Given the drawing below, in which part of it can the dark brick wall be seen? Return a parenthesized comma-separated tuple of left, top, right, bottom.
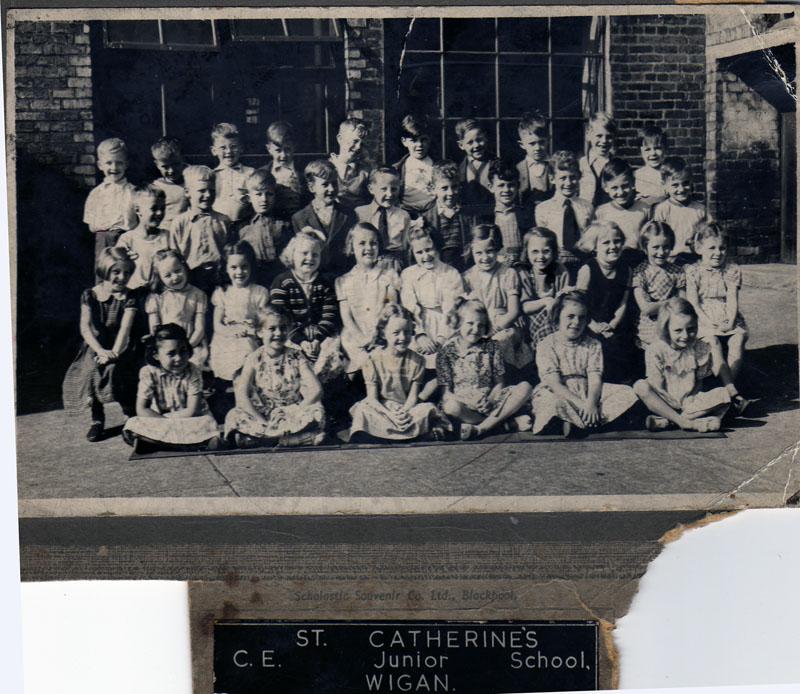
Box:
(610, 15, 707, 199)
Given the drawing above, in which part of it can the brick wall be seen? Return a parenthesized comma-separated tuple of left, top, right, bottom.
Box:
(344, 19, 386, 164)
(610, 15, 707, 199)
(14, 20, 95, 188)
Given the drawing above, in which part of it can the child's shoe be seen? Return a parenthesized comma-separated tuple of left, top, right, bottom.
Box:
(732, 395, 753, 417)
(122, 429, 136, 447)
(645, 415, 670, 432)
(86, 421, 104, 442)
(459, 423, 478, 441)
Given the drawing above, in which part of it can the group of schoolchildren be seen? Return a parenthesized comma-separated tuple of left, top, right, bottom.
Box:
(62, 110, 751, 452)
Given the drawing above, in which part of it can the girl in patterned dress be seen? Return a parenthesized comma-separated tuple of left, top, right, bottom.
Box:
(436, 299, 532, 440)
(632, 221, 686, 348)
(685, 222, 748, 380)
(145, 249, 209, 368)
(62, 247, 138, 442)
(532, 290, 637, 436)
(519, 227, 570, 349)
(209, 241, 270, 381)
(122, 323, 221, 450)
(348, 304, 449, 441)
(336, 223, 401, 374)
(224, 306, 326, 448)
(633, 297, 748, 432)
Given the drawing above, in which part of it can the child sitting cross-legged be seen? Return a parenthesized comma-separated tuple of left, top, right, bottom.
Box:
(224, 306, 326, 448)
(532, 289, 637, 437)
(348, 303, 450, 442)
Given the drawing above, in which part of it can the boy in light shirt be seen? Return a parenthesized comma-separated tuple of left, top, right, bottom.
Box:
(210, 122, 254, 223)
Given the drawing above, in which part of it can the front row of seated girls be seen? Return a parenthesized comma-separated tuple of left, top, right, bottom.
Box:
(63, 215, 749, 451)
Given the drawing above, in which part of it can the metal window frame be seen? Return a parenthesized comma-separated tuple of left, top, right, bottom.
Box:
(102, 19, 219, 51)
(228, 18, 345, 43)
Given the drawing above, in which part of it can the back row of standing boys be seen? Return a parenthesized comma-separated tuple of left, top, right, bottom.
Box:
(65, 111, 750, 450)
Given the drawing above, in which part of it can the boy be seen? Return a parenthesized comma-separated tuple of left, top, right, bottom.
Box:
(489, 159, 534, 266)
(265, 121, 305, 221)
(393, 113, 435, 214)
(116, 186, 170, 290)
(237, 169, 291, 287)
(652, 156, 706, 262)
(210, 122, 254, 223)
(329, 118, 371, 210)
(594, 158, 651, 252)
(455, 118, 494, 215)
(355, 166, 411, 266)
(170, 165, 231, 294)
(292, 159, 356, 275)
(83, 137, 137, 259)
(516, 111, 552, 209)
(534, 151, 594, 275)
(634, 126, 668, 204)
(150, 137, 188, 228)
(420, 161, 473, 272)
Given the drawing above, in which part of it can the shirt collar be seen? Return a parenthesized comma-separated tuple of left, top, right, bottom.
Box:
(190, 210, 212, 222)
(93, 282, 127, 302)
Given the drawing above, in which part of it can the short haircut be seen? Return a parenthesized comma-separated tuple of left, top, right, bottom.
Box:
(368, 166, 400, 186)
(639, 220, 676, 252)
(95, 246, 134, 280)
(150, 137, 182, 160)
(344, 222, 384, 257)
(279, 229, 325, 270)
(150, 249, 188, 293)
(523, 226, 559, 258)
(586, 111, 618, 137)
(549, 289, 589, 330)
(338, 118, 368, 138)
(400, 114, 430, 140)
(431, 161, 460, 185)
(550, 150, 580, 176)
(517, 111, 548, 139)
(660, 156, 691, 183)
(575, 220, 625, 254)
(144, 323, 192, 367)
(133, 185, 166, 210)
(657, 296, 698, 346)
(639, 125, 667, 149)
(97, 137, 128, 159)
(692, 221, 727, 250)
(469, 223, 503, 251)
(488, 159, 519, 184)
(454, 118, 485, 141)
(408, 226, 439, 250)
(600, 157, 633, 185)
(368, 302, 415, 351)
(446, 297, 490, 333)
(183, 165, 214, 189)
(303, 159, 337, 185)
(245, 168, 277, 191)
(211, 122, 241, 141)
(266, 121, 294, 147)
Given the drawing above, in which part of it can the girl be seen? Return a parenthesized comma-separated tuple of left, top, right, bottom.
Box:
(579, 112, 617, 207)
(145, 249, 208, 368)
(122, 323, 221, 450)
(270, 230, 343, 379)
(209, 241, 270, 381)
(400, 228, 465, 368)
(632, 221, 685, 348)
(224, 306, 326, 447)
(348, 304, 449, 441)
(519, 227, 570, 348)
(685, 223, 748, 380)
(532, 290, 637, 436)
(336, 223, 401, 373)
(575, 221, 635, 383)
(436, 299, 532, 440)
(62, 247, 138, 442)
(633, 297, 747, 432)
(463, 224, 532, 369)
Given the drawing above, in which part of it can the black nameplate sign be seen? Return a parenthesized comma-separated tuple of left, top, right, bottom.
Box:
(214, 620, 598, 693)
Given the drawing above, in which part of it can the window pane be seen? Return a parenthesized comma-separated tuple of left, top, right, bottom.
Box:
(105, 20, 160, 45)
(552, 56, 593, 117)
(396, 53, 441, 119)
(161, 21, 214, 46)
(499, 55, 548, 116)
(497, 18, 548, 52)
(285, 19, 336, 37)
(499, 119, 528, 160)
(551, 16, 603, 54)
(163, 61, 214, 155)
(231, 19, 286, 38)
(444, 54, 495, 118)
(402, 18, 440, 51)
(552, 118, 585, 154)
(442, 19, 494, 52)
